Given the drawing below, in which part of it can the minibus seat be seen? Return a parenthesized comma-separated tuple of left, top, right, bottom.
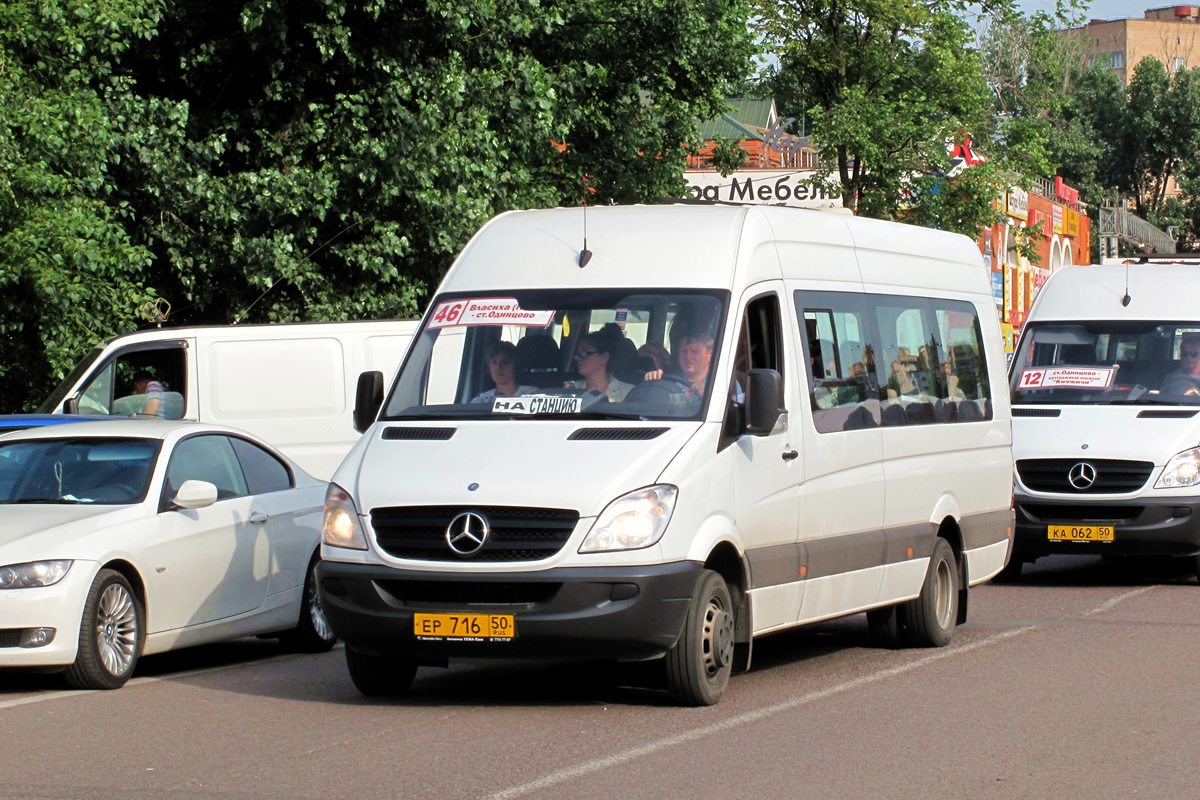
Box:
(609, 337, 648, 385)
(1058, 344, 1096, 366)
(881, 402, 909, 427)
(517, 335, 561, 387)
(904, 399, 936, 425)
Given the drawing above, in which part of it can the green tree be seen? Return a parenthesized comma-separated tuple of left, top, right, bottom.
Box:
(0, 0, 164, 411)
(752, 0, 1001, 231)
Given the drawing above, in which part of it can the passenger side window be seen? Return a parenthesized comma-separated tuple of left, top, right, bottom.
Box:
(732, 293, 784, 397)
(796, 291, 880, 433)
(933, 301, 993, 421)
(78, 345, 188, 420)
(165, 435, 249, 502)
(229, 437, 293, 494)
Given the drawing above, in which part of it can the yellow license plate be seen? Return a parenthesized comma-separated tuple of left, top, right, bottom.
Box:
(1048, 525, 1115, 542)
(413, 613, 516, 641)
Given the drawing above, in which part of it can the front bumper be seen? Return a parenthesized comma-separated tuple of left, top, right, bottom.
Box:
(0, 562, 95, 668)
(1014, 492, 1200, 558)
(315, 560, 702, 661)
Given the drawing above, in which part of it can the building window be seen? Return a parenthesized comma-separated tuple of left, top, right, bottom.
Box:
(1174, 57, 1186, 73)
(1112, 51, 1125, 69)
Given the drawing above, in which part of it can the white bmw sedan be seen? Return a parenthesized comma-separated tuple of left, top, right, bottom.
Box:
(0, 420, 335, 689)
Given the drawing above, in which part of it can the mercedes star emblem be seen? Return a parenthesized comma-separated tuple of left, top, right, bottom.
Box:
(1068, 462, 1097, 490)
(446, 511, 490, 556)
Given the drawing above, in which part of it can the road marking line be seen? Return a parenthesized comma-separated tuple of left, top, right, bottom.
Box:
(484, 586, 1159, 800)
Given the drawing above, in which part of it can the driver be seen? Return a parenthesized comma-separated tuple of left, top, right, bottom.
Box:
(1161, 332, 1200, 397)
(644, 321, 714, 404)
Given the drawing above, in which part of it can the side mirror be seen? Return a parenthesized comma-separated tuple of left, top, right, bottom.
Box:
(744, 368, 785, 436)
(63, 396, 79, 415)
(353, 371, 385, 433)
(174, 479, 218, 510)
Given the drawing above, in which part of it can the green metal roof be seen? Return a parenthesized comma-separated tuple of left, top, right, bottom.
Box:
(698, 98, 777, 141)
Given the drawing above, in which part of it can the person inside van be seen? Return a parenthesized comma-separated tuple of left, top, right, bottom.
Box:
(564, 323, 634, 402)
(644, 322, 715, 404)
(885, 347, 921, 400)
(132, 370, 165, 418)
(637, 342, 671, 374)
(471, 341, 536, 403)
(1160, 332, 1200, 397)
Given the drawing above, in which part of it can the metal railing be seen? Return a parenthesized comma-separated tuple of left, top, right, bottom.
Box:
(1097, 206, 1176, 256)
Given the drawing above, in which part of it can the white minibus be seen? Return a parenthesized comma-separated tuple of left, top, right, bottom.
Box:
(317, 204, 1014, 705)
(1007, 258, 1200, 581)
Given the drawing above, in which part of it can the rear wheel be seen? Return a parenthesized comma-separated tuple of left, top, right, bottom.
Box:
(664, 569, 735, 706)
(64, 570, 143, 690)
(280, 556, 337, 653)
(345, 648, 418, 697)
(905, 538, 959, 648)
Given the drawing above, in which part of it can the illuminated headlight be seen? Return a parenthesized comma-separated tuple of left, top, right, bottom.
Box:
(322, 483, 368, 550)
(0, 560, 73, 590)
(1155, 449, 1200, 489)
(580, 485, 678, 553)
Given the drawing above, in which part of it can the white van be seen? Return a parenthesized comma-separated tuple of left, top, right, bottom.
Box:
(1007, 259, 1200, 581)
(35, 320, 418, 480)
(316, 205, 1014, 705)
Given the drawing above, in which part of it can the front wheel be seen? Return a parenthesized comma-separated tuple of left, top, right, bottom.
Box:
(280, 556, 337, 653)
(64, 569, 143, 690)
(345, 648, 418, 697)
(904, 538, 959, 648)
(664, 569, 735, 706)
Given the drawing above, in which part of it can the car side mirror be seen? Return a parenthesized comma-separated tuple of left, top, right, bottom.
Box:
(353, 371, 385, 433)
(744, 368, 785, 436)
(173, 479, 218, 510)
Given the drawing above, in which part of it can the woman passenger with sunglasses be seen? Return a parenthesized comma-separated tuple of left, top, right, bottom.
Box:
(564, 323, 634, 402)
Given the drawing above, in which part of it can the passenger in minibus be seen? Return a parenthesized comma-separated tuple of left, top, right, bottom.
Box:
(471, 341, 537, 403)
(564, 324, 635, 402)
(1160, 332, 1200, 397)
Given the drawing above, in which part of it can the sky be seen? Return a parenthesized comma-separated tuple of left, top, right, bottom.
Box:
(1016, 0, 1164, 22)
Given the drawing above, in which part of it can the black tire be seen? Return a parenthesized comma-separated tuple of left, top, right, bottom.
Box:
(992, 554, 1023, 584)
(866, 604, 908, 649)
(664, 569, 735, 706)
(280, 556, 337, 653)
(64, 569, 144, 690)
(904, 538, 959, 648)
(345, 648, 418, 697)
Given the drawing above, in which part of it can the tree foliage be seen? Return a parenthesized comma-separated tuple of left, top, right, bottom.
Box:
(751, 0, 1002, 232)
(0, 0, 755, 411)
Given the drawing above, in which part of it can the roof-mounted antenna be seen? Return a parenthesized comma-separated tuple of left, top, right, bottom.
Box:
(578, 178, 592, 269)
(1121, 261, 1131, 307)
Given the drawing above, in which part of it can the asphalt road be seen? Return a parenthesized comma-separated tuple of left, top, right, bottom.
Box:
(3, 554, 1199, 800)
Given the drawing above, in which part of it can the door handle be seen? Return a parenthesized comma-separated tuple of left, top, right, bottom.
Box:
(782, 450, 799, 461)
(249, 512, 270, 525)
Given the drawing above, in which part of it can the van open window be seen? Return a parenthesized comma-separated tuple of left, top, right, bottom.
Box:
(381, 290, 728, 421)
(1011, 321, 1200, 405)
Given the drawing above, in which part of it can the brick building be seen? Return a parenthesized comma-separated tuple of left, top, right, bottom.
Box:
(1065, 5, 1200, 83)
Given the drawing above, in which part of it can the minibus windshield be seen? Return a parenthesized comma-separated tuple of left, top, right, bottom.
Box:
(1010, 320, 1200, 405)
(381, 290, 728, 421)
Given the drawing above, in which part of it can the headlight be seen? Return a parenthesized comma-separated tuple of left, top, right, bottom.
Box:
(1155, 448, 1200, 489)
(580, 485, 678, 553)
(323, 483, 369, 550)
(0, 560, 73, 590)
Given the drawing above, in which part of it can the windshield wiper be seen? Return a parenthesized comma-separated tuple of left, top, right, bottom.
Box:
(0, 498, 86, 505)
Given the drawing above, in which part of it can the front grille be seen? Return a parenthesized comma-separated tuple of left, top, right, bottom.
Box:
(1017, 458, 1155, 494)
(371, 505, 579, 562)
(375, 580, 560, 607)
(1021, 503, 1144, 524)
(0, 629, 21, 648)
(1012, 408, 1062, 417)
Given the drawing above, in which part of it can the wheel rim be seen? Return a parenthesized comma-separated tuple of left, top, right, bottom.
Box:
(701, 595, 734, 677)
(96, 583, 138, 676)
(308, 565, 334, 642)
(934, 557, 954, 629)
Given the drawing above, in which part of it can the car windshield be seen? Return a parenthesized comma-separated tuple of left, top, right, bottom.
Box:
(381, 289, 728, 421)
(0, 437, 161, 505)
(1010, 321, 1200, 405)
